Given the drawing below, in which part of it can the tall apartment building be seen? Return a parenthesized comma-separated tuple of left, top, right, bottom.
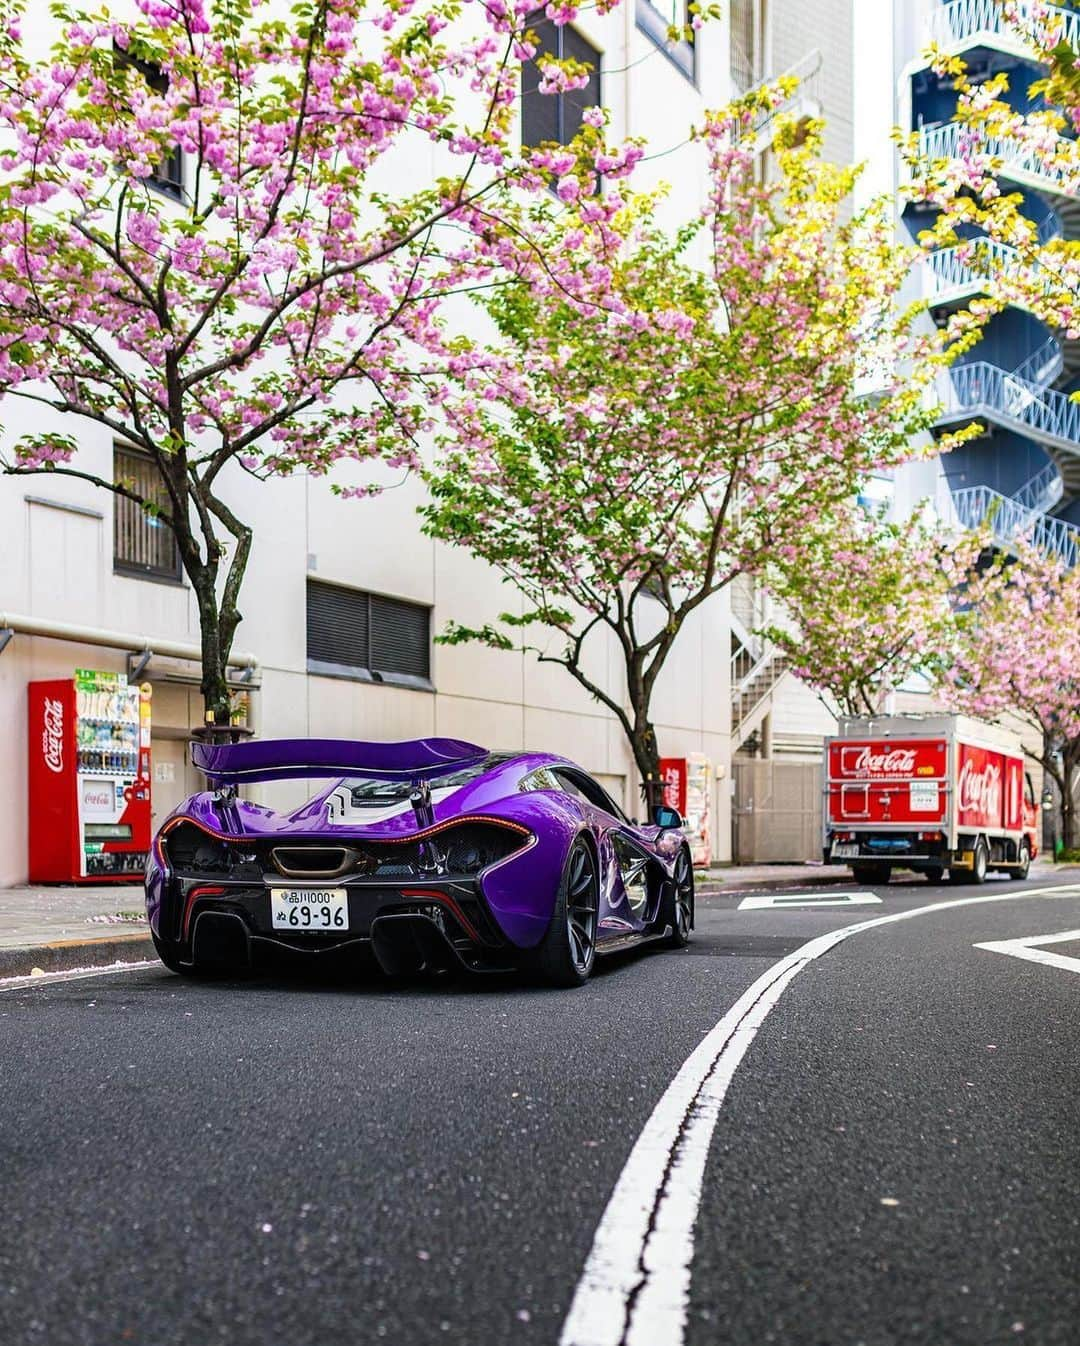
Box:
(899, 0, 1080, 563)
(0, 1, 853, 885)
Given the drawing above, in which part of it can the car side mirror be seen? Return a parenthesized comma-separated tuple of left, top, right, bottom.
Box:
(652, 804, 683, 831)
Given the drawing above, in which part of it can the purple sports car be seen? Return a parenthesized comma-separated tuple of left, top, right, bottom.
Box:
(145, 737, 694, 986)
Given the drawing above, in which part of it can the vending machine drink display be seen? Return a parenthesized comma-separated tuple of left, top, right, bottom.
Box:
(28, 669, 152, 882)
(659, 753, 713, 868)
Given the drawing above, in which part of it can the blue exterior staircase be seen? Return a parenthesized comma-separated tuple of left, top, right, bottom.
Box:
(912, 0, 1080, 566)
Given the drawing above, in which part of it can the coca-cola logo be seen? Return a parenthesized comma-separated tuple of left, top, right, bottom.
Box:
(845, 746, 918, 777)
(42, 698, 64, 774)
(959, 759, 1001, 819)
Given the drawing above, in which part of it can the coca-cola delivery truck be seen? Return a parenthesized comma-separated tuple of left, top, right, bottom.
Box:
(823, 715, 1039, 884)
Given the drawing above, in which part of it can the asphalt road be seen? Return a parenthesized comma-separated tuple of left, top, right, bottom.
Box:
(3, 872, 1080, 1346)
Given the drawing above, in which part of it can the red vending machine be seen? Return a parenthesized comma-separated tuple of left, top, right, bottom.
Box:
(28, 669, 152, 882)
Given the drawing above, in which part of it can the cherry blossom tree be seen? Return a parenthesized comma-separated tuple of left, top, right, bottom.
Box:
(423, 97, 972, 804)
(761, 502, 970, 718)
(0, 0, 631, 726)
(939, 538, 1080, 851)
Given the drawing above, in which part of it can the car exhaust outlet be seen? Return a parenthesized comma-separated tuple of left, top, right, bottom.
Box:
(191, 910, 252, 971)
(370, 913, 455, 977)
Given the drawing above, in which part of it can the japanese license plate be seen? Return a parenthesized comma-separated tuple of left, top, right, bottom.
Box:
(832, 842, 859, 859)
(270, 887, 348, 933)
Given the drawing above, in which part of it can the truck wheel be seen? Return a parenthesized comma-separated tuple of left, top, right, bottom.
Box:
(1015, 842, 1031, 881)
(968, 840, 989, 885)
(852, 863, 889, 885)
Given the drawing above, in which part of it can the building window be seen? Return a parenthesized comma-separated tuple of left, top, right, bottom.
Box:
(636, 0, 696, 83)
(113, 445, 182, 581)
(729, 0, 765, 93)
(114, 45, 184, 201)
(521, 14, 601, 148)
(306, 580, 432, 687)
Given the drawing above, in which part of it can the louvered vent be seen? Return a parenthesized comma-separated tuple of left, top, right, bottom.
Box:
(306, 580, 430, 680)
(307, 579, 369, 669)
(370, 594, 429, 679)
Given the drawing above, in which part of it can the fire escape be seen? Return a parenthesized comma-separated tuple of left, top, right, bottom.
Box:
(913, 0, 1080, 568)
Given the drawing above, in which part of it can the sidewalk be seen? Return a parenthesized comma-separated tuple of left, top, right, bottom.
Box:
(699, 857, 1078, 894)
(2, 860, 1078, 981)
(0, 883, 152, 979)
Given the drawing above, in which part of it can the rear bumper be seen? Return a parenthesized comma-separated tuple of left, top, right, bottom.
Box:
(151, 874, 516, 974)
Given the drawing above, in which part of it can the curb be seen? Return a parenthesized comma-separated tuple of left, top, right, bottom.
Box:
(0, 932, 156, 981)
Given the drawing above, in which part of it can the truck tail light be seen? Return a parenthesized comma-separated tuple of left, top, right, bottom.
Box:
(834, 831, 855, 841)
(918, 831, 943, 842)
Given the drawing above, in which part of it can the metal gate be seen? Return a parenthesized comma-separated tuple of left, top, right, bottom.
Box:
(733, 760, 823, 863)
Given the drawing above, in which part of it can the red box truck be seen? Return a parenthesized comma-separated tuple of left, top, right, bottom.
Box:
(823, 715, 1039, 884)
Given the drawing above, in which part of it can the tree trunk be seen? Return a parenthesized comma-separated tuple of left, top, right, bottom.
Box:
(1062, 742, 1079, 852)
(631, 718, 663, 815)
(193, 576, 232, 731)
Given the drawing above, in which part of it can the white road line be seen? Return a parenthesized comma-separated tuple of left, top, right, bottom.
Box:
(975, 927, 1080, 976)
(559, 882, 1080, 1346)
(737, 891, 882, 910)
(0, 960, 159, 993)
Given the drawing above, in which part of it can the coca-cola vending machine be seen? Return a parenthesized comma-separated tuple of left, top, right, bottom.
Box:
(28, 669, 152, 882)
(659, 753, 713, 867)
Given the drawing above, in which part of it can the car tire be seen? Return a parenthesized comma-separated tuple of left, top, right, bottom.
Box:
(663, 848, 694, 948)
(1015, 842, 1031, 881)
(151, 930, 200, 977)
(531, 835, 598, 988)
(852, 863, 889, 885)
(952, 840, 989, 885)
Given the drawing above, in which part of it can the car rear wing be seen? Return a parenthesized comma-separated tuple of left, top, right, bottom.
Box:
(190, 737, 488, 783)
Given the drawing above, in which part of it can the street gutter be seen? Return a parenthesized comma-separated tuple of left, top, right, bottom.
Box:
(0, 932, 155, 980)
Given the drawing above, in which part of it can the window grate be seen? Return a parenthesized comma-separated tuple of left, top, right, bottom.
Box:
(521, 13, 601, 150)
(113, 445, 181, 581)
(729, 0, 763, 94)
(307, 580, 431, 682)
(113, 43, 185, 201)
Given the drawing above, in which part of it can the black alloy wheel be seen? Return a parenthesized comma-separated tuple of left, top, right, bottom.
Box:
(532, 836, 599, 987)
(666, 848, 694, 947)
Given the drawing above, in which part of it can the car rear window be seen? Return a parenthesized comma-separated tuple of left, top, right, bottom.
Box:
(341, 753, 516, 808)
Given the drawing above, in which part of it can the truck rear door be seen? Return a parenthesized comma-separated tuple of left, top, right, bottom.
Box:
(827, 738, 949, 827)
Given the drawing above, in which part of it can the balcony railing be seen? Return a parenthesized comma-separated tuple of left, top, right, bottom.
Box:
(923, 238, 1020, 302)
(920, 121, 1080, 199)
(1010, 335, 1064, 389)
(734, 49, 822, 151)
(1012, 459, 1065, 515)
(941, 358, 1080, 453)
(924, 239, 1065, 314)
(926, 0, 1080, 55)
(952, 480, 1080, 567)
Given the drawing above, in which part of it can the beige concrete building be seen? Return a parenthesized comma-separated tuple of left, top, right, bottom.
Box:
(0, 1, 855, 885)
